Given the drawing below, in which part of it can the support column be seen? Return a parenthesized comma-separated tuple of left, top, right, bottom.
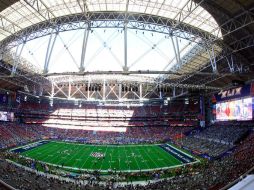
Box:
(103, 79, 106, 101)
(226, 55, 234, 73)
(175, 36, 181, 65)
(170, 36, 180, 66)
(207, 46, 217, 73)
(68, 78, 71, 99)
(119, 83, 122, 100)
(139, 83, 142, 100)
(212, 46, 217, 71)
(39, 85, 43, 96)
(44, 32, 58, 74)
(123, 22, 128, 71)
(50, 82, 55, 107)
(200, 95, 205, 127)
(87, 80, 90, 99)
(80, 24, 90, 72)
(159, 84, 162, 99)
(51, 82, 55, 98)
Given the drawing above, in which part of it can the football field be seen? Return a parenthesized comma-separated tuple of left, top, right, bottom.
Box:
(14, 141, 196, 172)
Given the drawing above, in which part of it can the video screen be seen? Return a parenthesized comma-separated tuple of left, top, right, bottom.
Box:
(0, 112, 14, 122)
(216, 97, 253, 121)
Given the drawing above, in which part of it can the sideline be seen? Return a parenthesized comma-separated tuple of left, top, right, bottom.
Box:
(5, 159, 174, 187)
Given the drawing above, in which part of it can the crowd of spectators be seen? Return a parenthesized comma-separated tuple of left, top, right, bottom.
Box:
(0, 130, 254, 190)
(0, 102, 253, 189)
(17, 102, 199, 127)
(176, 126, 249, 157)
(192, 126, 248, 145)
(0, 123, 193, 148)
(178, 137, 232, 157)
(0, 123, 39, 149)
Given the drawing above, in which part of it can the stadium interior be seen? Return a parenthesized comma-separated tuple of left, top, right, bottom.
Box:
(0, 0, 254, 189)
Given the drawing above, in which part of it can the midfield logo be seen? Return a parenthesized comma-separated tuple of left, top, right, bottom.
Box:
(90, 152, 105, 158)
(218, 87, 242, 99)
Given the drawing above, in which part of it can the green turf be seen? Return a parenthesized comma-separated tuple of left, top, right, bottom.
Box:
(20, 141, 188, 172)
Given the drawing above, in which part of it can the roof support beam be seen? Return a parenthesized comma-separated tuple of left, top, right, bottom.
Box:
(87, 79, 90, 99)
(81, 0, 89, 13)
(103, 79, 106, 100)
(123, 0, 130, 72)
(226, 55, 235, 73)
(207, 45, 217, 73)
(0, 77, 25, 88)
(212, 7, 254, 39)
(41, 70, 251, 77)
(68, 78, 71, 99)
(170, 36, 180, 67)
(162, 41, 191, 75)
(58, 34, 80, 70)
(229, 34, 254, 53)
(53, 82, 68, 98)
(194, 67, 232, 87)
(1, 7, 252, 57)
(0, 59, 47, 87)
(139, 83, 143, 100)
(106, 85, 119, 100)
(143, 84, 160, 99)
(0, 70, 27, 88)
(11, 41, 26, 76)
(175, 37, 182, 66)
(0, 12, 216, 52)
(24, 0, 56, 21)
(80, 24, 90, 72)
(44, 31, 58, 74)
(173, 0, 205, 28)
(0, 15, 22, 35)
(123, 21, 128, 71)
(118, 83, 122, 100)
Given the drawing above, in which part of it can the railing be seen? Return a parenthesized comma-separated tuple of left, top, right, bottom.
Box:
(0, 179, 16, 190)
(220, 165, 254, 190)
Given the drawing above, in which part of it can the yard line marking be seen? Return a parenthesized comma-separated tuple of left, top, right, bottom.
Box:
(80, 146, 96, 170)
(142, 146, 161, 169)
(71, 147, 87, 168)
(52, 143, 76, 165)
(99, 145, 108, 171)
(123, 146, 131, 171)
(135, 147, 150, 170)
(128, 146, 141, 171)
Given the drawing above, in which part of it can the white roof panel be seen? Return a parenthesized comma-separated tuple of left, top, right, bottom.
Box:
(0, 29, 10, 37)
